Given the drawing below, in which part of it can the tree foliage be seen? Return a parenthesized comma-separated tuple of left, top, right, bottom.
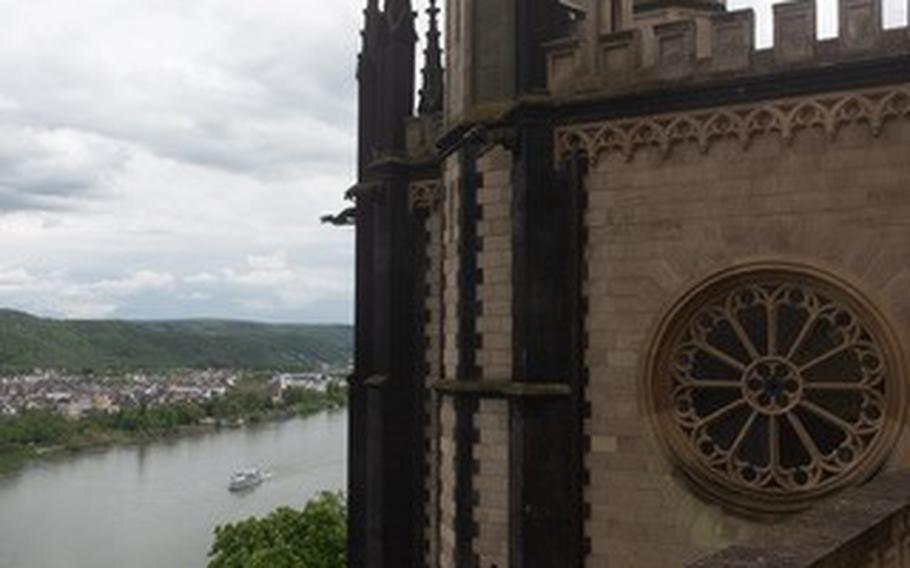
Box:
(0, 380, 347, 473)
(208, 492, 346, 568)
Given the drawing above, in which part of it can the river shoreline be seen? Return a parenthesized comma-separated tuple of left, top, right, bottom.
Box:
(0, 409, 348, 568)
(0, 401, 346, 476)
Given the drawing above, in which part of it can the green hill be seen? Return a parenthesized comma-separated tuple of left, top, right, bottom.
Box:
(0, 310, 352, 372)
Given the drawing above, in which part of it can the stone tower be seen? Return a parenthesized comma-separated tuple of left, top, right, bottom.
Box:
(349, 0, 420, 566)
(346, 0, 910, 566)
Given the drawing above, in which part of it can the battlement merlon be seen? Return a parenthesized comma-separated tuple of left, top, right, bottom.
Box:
(545, 0, 910, 99)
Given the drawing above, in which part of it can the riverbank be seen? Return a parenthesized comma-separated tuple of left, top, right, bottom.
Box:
(0, 408, 347, 568)
(0, 385, 346, 475)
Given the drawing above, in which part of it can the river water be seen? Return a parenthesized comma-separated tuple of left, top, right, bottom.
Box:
(0, 410, 347, 568)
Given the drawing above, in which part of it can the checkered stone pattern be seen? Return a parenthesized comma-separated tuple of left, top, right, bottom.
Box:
(472, 145, 513, 568)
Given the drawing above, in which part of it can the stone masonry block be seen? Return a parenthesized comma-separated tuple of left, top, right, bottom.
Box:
(711, 10, 755, 73)
(599, 29, 640, 87)
(546, 39, 580, 95)
(839, 0, 881, 51)
(774, 0, 817, 64)
(654, 20, 697, 81)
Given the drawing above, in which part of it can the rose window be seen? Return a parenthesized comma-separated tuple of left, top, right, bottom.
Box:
(649, 267, 904, 511)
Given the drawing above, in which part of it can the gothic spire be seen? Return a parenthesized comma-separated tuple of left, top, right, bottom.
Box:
(361, 0, 382, 52)
(418, 0, 444, 115)
(384, 0, 414, 35)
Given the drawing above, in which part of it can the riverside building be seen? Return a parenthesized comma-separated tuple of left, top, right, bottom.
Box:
(341, 0, 910, 565)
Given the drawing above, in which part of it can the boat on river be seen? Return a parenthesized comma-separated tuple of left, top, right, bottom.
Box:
(228, 468, 266, 492)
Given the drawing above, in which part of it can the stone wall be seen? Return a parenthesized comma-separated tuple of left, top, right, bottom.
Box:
(476, 146, 513, 383)
(574, 85, 910, 566)
(428, 143, 516, 568)
(689, 473, 910, 567)
(471, 146, 513, 568)
(437, 154, 463, 568)
(437, 397, 460, 568)
(422, 197, 445, 567)
(547, 0, 910, 97)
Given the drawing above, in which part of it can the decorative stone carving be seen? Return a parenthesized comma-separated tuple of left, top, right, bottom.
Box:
(407, 114, 443, 159)
(644, 263, 905, 512)
(774, 0, 816, 64)
(711, 10, 754, 73)
(555, 84, 910, 163)
(409, 179, 443, 211)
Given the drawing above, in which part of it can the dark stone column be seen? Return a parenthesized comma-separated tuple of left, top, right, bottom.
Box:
(509, 117, 584, 567)
(350, 186, 376, 568)
(351, 0, 419, 563)
(454, 145, 481, 568)
(351, 172, 424, 568)
(369, 174, 421, 568)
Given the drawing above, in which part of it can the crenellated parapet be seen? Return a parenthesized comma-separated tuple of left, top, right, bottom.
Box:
(546, 0, 910, 97)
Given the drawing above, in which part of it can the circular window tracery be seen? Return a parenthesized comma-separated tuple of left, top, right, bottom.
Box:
(649, 265, 905, 512)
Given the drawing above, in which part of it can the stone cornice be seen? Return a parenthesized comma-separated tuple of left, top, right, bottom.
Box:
(555, 83, 910, 164)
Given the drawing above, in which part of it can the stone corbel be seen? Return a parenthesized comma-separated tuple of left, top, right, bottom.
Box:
(408, 179, 443, 212)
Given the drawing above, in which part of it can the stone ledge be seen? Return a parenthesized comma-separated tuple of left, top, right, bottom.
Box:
(432, 380, 572, 399)
(688, 472, 910, 567)
(364, 375, 389, 388)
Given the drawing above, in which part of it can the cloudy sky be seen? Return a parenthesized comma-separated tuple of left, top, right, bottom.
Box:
(0, 0, 905, 324)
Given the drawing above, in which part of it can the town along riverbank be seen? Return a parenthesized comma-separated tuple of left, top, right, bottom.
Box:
(0, 380, 347, 474)
(0, 410, 348, 568)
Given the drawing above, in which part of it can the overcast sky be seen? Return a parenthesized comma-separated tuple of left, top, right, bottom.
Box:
(0, 0, 905, 323)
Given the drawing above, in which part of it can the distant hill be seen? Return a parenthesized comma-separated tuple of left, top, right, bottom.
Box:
(0, 309, 352, 373)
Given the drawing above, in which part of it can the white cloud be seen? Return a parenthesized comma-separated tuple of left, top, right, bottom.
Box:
(0, 0, 365, 322)
(184, 272, 219, 285)
(0, 266, 117, 319)
(224, 253, 295, 287)
(0, 126, 127, 210)
(91, 270, 177, 296)
(0, 254, 351, 322)
(1, 0, 899, 323)
(0, 268, 37, 288)
(221, 252, 353, 314)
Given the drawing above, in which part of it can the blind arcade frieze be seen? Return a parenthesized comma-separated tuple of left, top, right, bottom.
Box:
(554, 84, 910, 164)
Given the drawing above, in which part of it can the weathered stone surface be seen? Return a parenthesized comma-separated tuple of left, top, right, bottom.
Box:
(580, 99, 910, 566)
(839, 0, 881, 52)
(689, 473, 910, 567)
(354, 0, 910, 565)
(710, 10, 753, 72)
(654, 20, 697, 80)
(774, 0, 816, 64)
(599, 30, 641, 86)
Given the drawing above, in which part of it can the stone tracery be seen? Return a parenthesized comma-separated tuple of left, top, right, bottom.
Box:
(650, 267, 904, 511)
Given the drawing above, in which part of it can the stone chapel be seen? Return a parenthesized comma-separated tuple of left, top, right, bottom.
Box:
(339, 0, 910, 565)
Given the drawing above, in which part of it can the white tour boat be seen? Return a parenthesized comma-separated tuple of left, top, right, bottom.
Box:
(228, 468, 266, 492)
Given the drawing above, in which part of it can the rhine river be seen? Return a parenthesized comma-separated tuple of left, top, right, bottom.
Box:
(0, 410, 347, 568)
